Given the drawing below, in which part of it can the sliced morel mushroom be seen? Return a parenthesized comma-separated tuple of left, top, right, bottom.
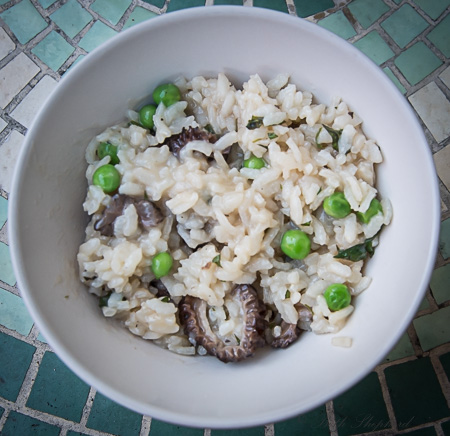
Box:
(271, 321, 300, 349)
(179, 284, 266, 363)
(162, 126, 217, 157)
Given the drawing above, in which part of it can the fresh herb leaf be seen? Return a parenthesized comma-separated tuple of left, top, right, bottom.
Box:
(268, 132, 278, 140)
(99, 292, 112, 307)
(323, 125, 343, 151)
(285, 290, 291, 299)
(301, 221, 311, 227)
(246, 116, 264, 130)
(234, 335, 241, 345)
(212, 254, 221, 267)
(161, 296, 170, 303)
(334, 236, 376, 262)
(204, 124, 215, 134)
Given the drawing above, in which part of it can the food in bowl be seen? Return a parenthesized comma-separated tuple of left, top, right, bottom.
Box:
(77, 73, 392, 363)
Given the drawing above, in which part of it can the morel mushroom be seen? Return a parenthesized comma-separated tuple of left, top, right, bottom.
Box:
(162, 126, 217, 157)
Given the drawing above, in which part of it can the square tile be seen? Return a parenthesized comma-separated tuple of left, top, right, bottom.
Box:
(0, 27, 15, 62)
(438, 217, 450, 259)
(142, 0, 166, 7)
(427, 14, 450, 58)
(440, 65, 450, 88)
(383, 67, 406, 94)
(409, 82, 450, 143)
(418, 295, 431, 311)
(78, 21, 117, 53)
(90, 0, 132, 26)
(333, 372, 390, 435)
(31, 30, 75, 72)
(434, 146, 450, 194)
(38, 0, 58, 8)
(394, 41, 443, 85)
(0, 331, 36, 401)
(86, 391, 142, 435)
(253, 0, 288, 13)
(211, 427, 265, 436)
(166, 0, 206, 12)
(353, 30, 395, 65)
(413, 0, 450, 20)
(26, 351, 90, 422)
(0, 287, 34, 335)
(274, 405, 329, 435)
(293, 0, 335, 18)
(318, 10, 357, 40)
(414, 306, 450, 350)
(384, 331, 415, 362)
(11, 75, 58, 129)
(430, 264, 450, 304)
(0, 130, 25, 194)
(0, 195, 7, 228)
(0, 241, 16, 286)
(123, 7, 158, 29)
(2, 410, 60, 435)
(384, 357, 449, 428)
(0, 0, 48, 44)
(348, 0, 390, 29)
(147, 420, 204, 435)
(50, 0, 93, 39)
(0, 53, 39, 109)
(381, 4, 429, 48)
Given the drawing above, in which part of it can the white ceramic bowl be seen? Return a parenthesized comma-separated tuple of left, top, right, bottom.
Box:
(10, 6, 440, 429)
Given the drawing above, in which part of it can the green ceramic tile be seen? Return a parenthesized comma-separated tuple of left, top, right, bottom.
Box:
(26, 351, 90, 422)
(214, 0, 243, 4)
(142, 0, 166, 7)
(384, 331, 415, 362)
(418, 295, 431, 311)
(439, 218, 450, 259)
(123, 7, 158, 30)
(395, 41, 443, 85)
(353, 30, 395, 65)
(166, 0, 206, 12)
(414, 306, 450, 351)
(0, 0, 11, 5)
(91, 0, 132, 26)
(0, 287, 34, 335)
(2, 411, 60, 436)
(31, 30, 75, 72)
(274, 405, 329, 435)
(427, 14, 450, 58)
(211, 427, 264, 436)
(78, 21, 117, 53)
(0, 331, 35, 401)
(440, 351, 450, 380)
(293, 0, 334, 18)
(441, 421, 450, 435)
(348, 0, 390, 29)
(384, 357, 449, 429)
(318, 10, 357, 40)
(253, 0, 288, 13)
(0, 0, 48, 44)
(404, 427, 439, 436)
(38, 0, 57, 8)
(413, 0, 450, 20)
(0, 195, 7, 228)
(383, 66, 407, 93)
(0, 241, 16, 286)
(87, 392, 142, 435)
(333, 372, 390, 435)
(50, 0, 93, 39)
(430, 264, 450, 304)
(381, 4, 429, 48)
(150, 419, 204, 435)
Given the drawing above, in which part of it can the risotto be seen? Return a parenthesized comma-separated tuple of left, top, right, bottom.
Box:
(77, 73, 392, 362)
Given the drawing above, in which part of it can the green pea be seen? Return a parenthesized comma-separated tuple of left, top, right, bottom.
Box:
(97, 142, 119, 165)
(243, 154, 266, 169)
(92, 164, 120, 193)
(139, 104, 157, 130)
(152, 83, 181, 107)
(357, 198, 383, 224)
(151, 252, 173, 279)
(280, 229, 311, 260)
(323, 192, 351, 219)
(324, 283, 351, 311)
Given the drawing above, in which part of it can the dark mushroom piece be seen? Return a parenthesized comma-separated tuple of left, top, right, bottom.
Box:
(179, 284, 266, 363)
(271, 321, 300, 349)
(162, 126, 217, 157)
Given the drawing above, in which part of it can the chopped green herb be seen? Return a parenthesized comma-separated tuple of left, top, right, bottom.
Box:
(285, 290, 291, 299)
(161, 296, 170, 303)
(246, 116, 264, 130)
(212, 254, 221, 267)
(234, 335, 241, 345)
(268, 132, 278, 140)
(204, 124, 215, 134)
(99, 292, 112, 307)
(301, 221, 311, 227)
(334, 236, 376, 262)
(323, 125, 343, 151)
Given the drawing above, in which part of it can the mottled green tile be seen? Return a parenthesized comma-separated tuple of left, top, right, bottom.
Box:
(26, 351, 90, 422)
(166, 0, 206, 12)
(353, 30, 395, 65)
(333, 372, 390, 435)
(50, 0, 93, 39)
(430, 264, 450, 304)
(383, 67, 407, 94)
(384, 357, 449, 429)
(384, 331, 415, 362)
(0, 0, 11, 5)
(348, 0, 390, 29)
(274, 405, 329, 435)
(395, 41, 443, 85)
(0, 287, 34, 335)
(91, 0, 132, 26)
(318, 10, 357, 40)
(150, 419, 204, 435)
(31, 30, 75, 72)
(427, 14, 450, 58)
(78, 21, 117, 53)
(0, 195, 7, 228)
(2, 411, 60, 436)
(418, 295, 431, 311)
(254, 0, 288, 13)
(123, 7, 158, 30)
(0, 0, 48, 44)
(414, 306, 450, 351)
(211, 427, 265, 436)
(293, 0, 334, 18)
(381, 4, 429, 48)
(439, 218, 450, 259)
(413, 0, 450, 20)
(87, 392, 142, 435)
(0, 331, 35, 401)
(214, 0, 243, 4)
(38, 0, 57, 8)
(0, 241, 16, 286)
(142, 0, 166, 7)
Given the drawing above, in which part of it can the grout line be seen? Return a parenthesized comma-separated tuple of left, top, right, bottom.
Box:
(140, 415, 152, 436)
(326, 400, 338, 435)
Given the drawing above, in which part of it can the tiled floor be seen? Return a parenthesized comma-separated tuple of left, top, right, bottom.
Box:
(0, 0, 449, 435)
